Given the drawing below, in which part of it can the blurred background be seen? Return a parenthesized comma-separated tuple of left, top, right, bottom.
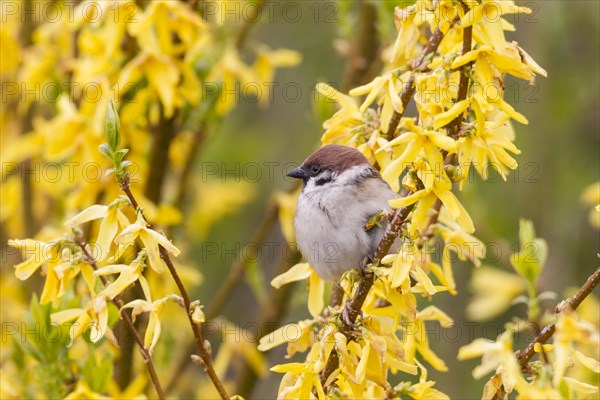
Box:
(1, 0, 598, 398)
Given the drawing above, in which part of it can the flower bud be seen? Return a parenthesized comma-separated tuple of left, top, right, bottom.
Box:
(105, 99, 121, 150)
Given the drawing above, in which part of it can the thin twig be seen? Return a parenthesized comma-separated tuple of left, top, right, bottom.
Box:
(205, 201, 281, 320)
(120, 184, 230, 400)
(385, 25, 447, 140)
(443, 3, 473, 139)
(75, 238, 166, 400)
(340, 0, 381, 92)
(384, 75, 416, 141)
(517, 266, 600, 365)
(420, 21, 473, 234)
(236, 0, 266, 50)
(165, 5, 283, 391)
(175, 122, 207, 209)
(235, 247, 302, 397)
(19, 4, 36, 238)
(164, 199, 281, 393)
(145, 106, 177, 204)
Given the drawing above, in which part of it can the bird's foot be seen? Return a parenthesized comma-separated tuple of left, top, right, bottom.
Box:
(359, 256, 371, 271)
(341, 300, 362, 332)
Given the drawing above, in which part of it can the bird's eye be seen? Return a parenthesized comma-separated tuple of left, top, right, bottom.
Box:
(310, 164, 321, 174)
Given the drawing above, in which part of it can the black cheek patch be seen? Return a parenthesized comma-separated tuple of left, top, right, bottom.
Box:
(315, 175, 332, 186)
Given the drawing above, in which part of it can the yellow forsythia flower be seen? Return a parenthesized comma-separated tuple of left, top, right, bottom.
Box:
(114, 213, 180, 273)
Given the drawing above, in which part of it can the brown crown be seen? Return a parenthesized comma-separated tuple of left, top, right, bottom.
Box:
(302, 144, 370, 174)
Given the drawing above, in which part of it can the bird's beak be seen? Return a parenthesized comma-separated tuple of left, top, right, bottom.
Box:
(286, 166, 307, 180)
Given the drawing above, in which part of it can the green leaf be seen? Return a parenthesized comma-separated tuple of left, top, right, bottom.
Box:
(537, 291, 558, 302)
(365, 211, 386, 230)
(107, 302, 120, 327)
(82, 352, 113, 393)
(112, 148, 129, 164)
(519, 219, 535, 248)
(511, 295, 529, 306)
(120, 160, 132, 170)
(510, 219, 547, 285)
(98, 143, 114, 161)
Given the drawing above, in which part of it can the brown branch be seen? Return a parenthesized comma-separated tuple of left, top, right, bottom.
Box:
(340, 0, 381, 92)
(235, 247, 302, 397)
(144, 106, 177, 204)
(75, 237, 166, 400)
(19, 4, 36, 238)
(329, 283, 345, 309)
(164, 199, 280, 393)
(321, 9, 470, 388)
(420, 23, 473, 233)
(385, 75, 416, 141)
(236, 0, 266, 50)
(319, 202, 415, 386)
(517, 266, 600, 366)
(444, 3, 473, 139)
(174, 122, 207, 209)
(385, 20, 457, 140)
(120, 183, 230, 400)
(205, 200, 281, 321)
(164, 6, 287, 391)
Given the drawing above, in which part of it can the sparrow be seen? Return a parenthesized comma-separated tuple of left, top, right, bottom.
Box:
(286, 144, 397, 281)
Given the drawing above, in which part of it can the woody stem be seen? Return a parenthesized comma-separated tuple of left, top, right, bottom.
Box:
(75, 238, 166, 400)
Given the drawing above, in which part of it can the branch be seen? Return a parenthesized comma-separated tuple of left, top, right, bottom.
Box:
(235, 247, 302, 397)
(321, 11, 469, 388)
(205, 201, 281, 320)
(384, 75, 416, 141)
(174, 122, 207, 209)
(235, 0, 266, 50)
(340, 0, 381, 92)
(19, 5, 36, 237)
(75, 237, 166, 400)
(120, 183, 230, 400)
(319, 201, 415, 386)
(517, 266, 600, 366)
(385, 24, 448, 140)
(144, 106, 177, 204)
(443, 2, 472, 139)
(447, 25, 473, 139)
(165, 6, 283, 391)
(164, 199, 281, 393)
(420, 26, 473, 232)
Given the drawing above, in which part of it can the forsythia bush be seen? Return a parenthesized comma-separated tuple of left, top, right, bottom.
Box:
(2, 1, 598, 399)
(258, 1, 600, 399)
(2, 0, 299, 398)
